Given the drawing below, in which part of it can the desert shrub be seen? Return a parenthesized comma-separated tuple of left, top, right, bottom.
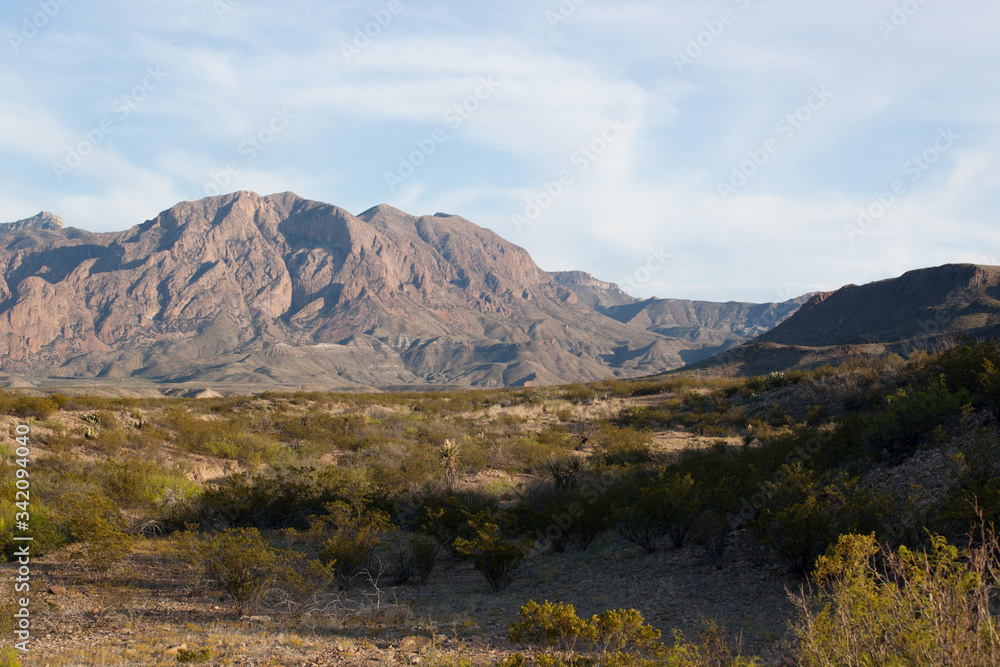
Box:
(561, 383, 598, 403)
(544, 455, 584, 491)
(388, 530, 438, 585)
(860, 376, 971, 457)
(454, 522, 532, 593)
(615, 470, 705, 554)
(506, 435, 568, 472)
(750, 463, 890, 574)
(619, 405, 675, 430)
(197, 527, 282, 617)
(937, 340, 1000, 417)
(210, 432, 285, 466)
(0, 648, 18, 667)
(348, 441, 439, 494)
(270, 410, 369, 449)
(180, 465, 391, 530)
(552, 486, 615, 552)
(308, 500, 391, 589)
(418, 492, 499, 557)
(508, 600, 663, 664)
(590, 608, 662, 656)
(6, 395, 58, 420)
(802, 405, 827, 427)
(617, 504, 665, 554)
(522, 477, 615, 554)
(509, 600, 595, 653)
(936, 419, 1000, 535)
(696, 506, 733, 570)
(176, 647, 212, 663)
(55, 492, 134, 573)
(593, 423, 655, 467)
(0, 498, 64, 561)
(555, 407, 574, 423)
(644, 472, 702, 549)
(266, 539, 338, 617)
(536, 424, 579, 449)
(663, 622, 763, 666)
(97, 457, 197, 510)
(161, 408, 285, 465)
(793, 532, 1000, 666)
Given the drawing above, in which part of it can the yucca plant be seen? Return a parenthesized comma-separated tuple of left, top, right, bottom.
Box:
(440, 439, 462, 489)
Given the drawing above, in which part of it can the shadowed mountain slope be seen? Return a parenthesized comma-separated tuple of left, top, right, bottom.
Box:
(684, 264, 1000, 377)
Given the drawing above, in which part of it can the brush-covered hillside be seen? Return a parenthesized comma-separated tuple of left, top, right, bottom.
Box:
(4, 340, 1000, 664)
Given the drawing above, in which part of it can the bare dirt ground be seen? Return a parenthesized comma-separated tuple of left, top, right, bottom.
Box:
(6, 526, 796, 666)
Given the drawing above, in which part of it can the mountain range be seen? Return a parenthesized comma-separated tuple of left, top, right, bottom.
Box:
(688, 263, 1000, 376)
(0, 192, 805, 392)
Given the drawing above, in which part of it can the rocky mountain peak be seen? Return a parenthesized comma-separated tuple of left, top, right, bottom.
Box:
(1, 211, 66, 233)
(0, 192, 812, 390)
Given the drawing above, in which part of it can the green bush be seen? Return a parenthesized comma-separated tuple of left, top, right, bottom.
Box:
(0, 647, 19, 667)
(55, 493, 134, 573)
(617, 505, 664, 554)
(7, 395, 58, 420)
(0, 499, 64, 561)
(177, 647, 212, 663)
(536, 484, 615, 553)
(644, 472, 701, 549)
(561, 383, 598, 403)
(509, 600, 594, 653)
(308, 500, 391, 590)
(419, 492, 498, 558)
(98, 457, 197, 510)
(593, 424, 654, 467)
(197, 527, 285, 617)
(614, 471, 704, 554)
(750, 463, 889, 574)
(508, 600, 663, 664)
(180, 465, 390, 530)
(454, 522, 531, 593)
(936, 417, 1000, 536)
(663, 622, 763, 666)
(937, 340, 1000, 418)
(793, 532, 1000, 666)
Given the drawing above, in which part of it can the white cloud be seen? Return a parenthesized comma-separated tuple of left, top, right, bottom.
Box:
(1, 0, 999, 301)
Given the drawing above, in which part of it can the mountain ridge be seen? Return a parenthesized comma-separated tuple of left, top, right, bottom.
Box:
(684, 263, 1000, 377)
(0, 192, 805, 391)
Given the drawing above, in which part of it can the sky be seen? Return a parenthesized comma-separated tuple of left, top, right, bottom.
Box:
(1, 0, 999, 303)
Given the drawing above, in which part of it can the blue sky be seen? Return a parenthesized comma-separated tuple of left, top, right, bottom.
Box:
(2, 0, 998, 302)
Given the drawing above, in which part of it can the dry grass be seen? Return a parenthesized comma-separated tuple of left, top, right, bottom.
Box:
(12, 525, 794, 665)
